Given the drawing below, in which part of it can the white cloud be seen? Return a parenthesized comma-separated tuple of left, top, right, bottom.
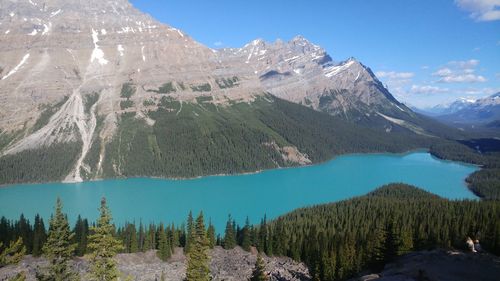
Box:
(448, 59, 479, 69)
(433, 68, 453, 77)
(375, 71, 415, 79)
(410, 85, 450, 94)
(439, 74, 487, 83)
(432, 59, 487, 83)
(214, 41, 223, 47)
(460, 87, 500, 95)
(455, 0, 500, 21)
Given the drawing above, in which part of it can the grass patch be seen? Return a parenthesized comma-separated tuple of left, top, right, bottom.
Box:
(190, 83, 211, 92)
(120, 83, 136, 99)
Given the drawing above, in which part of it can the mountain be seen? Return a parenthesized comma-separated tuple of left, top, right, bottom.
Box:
(0, 0, 460, 184)
(417, 97, 477, 116)
(437, 93, 500, 125)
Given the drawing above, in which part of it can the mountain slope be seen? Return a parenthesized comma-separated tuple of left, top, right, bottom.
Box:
(438, 93, 500, 125)
(0, 95, 436, 184)
(0, 0, 464, 184)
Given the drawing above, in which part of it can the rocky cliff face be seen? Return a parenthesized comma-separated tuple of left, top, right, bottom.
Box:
(0, 0, 430, 182)
(349, 249, 500, 281)
(0, 247, 311, 281)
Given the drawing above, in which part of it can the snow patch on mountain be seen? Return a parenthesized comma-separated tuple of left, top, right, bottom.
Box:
(90, 28, 108, 65)
(1, 53, 30, 80)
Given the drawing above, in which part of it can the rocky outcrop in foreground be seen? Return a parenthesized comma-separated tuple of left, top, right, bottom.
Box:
(0, 246, 311, 281)
(350, 249, 500, 281)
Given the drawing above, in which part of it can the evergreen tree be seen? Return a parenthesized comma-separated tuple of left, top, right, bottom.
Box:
(129, 224, 139, 253)
(186, 212, 210, 281)
(39, 198, 78, 281)
(171, 223, 180, 248)
(241, 217, 252, 252)
(87, 198, 124, 281)
(249, 254, 268, 281)
(32, 214, 46, 257)
(223, 215, 236, 249)
(206, 220, 216, 249)
(73, 216, 88, 257)
(0, 237, 25, 267)
(138, 222, 145, 252)
(185, 211, 194, 253)
(157, 225, 171, 261)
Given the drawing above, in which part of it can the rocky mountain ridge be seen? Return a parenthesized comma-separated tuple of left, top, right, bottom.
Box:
(436, 92, 500, 125)
(0, 0, 445, 183)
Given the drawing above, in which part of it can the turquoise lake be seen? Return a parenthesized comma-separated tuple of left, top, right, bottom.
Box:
(0, 152, 479, 232)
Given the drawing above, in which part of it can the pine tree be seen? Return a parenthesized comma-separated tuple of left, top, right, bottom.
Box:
(171, 223, 180, 248)
(138, 222, 145, 252)
(223, 215, 236, 249)
(32, 214, 46, 257)
(0, 237, 25, 267)
(87, 198, 124, 281)
(157, 225, 171, 261)
(249, 254, 268, 281)
(186, 212, 210, 281)
(73, 216, 88, 257)
(129, 224, 139, 253)
(185, 211, 194, 253)
(38, 198, 78, 281)
(241, 217, 252, 252)
(206, 220, 216, 249)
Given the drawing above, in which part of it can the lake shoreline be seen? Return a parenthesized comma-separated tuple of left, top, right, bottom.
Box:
(2, 147, 475, 188)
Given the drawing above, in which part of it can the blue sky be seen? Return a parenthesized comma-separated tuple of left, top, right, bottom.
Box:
(130, 0, 500, 108)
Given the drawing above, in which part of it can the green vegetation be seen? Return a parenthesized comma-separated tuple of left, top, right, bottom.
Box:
(119, 83, 136, 110)
(37, 198, 78, 281)
(0, 238, 25, 268)
(186, 212, 210, 281)
(430, 141, 500, 200)
(190, 83, 212, 92)
(120, 99, 134, 110)
(120, 83, 136, 99)
(249, 254, 268, 281)
(32, 97, 69, 133)
(255, 184, 500, 280)
(87, 198, 124, 281)
(83, 92, 99, 114)
(466, 169, 500, 200)
(195, 96, 213, 103)
(143, 99, 155, 106)
(0, 130, 21, 152)
(1, 186, 498, 280)
(178, 82, 186, 91)
(157, 225, 172, 261)
(216, 76, 239, 89)
(102, 95, 439, 180)
(148, 82, 177, 94)
(82, 117, 104, 180)
(223, 215, 237, 249)
(0, 141, 82, 184)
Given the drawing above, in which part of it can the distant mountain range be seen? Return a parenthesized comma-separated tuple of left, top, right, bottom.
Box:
(417, 93, 500, 128)
(0, 0, 463, 184)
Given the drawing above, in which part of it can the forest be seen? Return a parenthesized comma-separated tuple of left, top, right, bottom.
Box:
(0, 94, 499, 200)
(1, 184, 499, 280)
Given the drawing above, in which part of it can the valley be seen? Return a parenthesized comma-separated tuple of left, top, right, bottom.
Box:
(0, 0, 499, 280)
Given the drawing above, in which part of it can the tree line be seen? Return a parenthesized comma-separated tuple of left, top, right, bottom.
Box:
(1, 184, 499, 280)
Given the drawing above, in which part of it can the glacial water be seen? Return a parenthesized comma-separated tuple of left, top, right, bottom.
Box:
(0, 152, 479, 232)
